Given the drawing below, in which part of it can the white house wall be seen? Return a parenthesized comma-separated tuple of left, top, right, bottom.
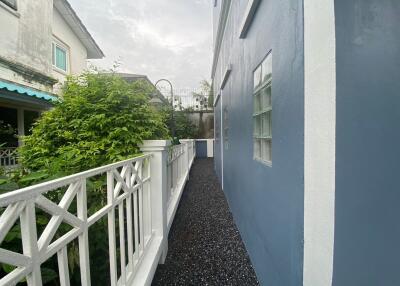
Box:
(52, 7, 88, 87)
(0, 0, 53, 91)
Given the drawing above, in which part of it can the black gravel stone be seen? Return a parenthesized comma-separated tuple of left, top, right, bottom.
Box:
(152, 158, 259, 286)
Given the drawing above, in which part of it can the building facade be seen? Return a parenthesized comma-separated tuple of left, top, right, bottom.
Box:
(0, 0, 103, 164)
(212, 0, 400, 285)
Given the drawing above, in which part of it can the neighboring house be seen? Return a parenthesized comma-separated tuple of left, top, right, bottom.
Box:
(0, 0, 103, 164)
(212, 1, 399, 286)
(113, 73, 169, 106)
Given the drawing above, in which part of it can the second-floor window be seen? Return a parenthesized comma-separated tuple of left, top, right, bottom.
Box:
(1, 0, 17, 10)
(52, 42, 68, 72)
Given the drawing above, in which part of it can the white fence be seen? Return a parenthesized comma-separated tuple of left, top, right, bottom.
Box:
(166, 140, 195, 231)
(0, 148, 18, 168)
(0, 140, 195, 286)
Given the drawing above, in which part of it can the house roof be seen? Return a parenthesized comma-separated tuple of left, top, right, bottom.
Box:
(110, 73, 169, 104)
(113, 73, 148, 82)
(54, 0, 104, 59)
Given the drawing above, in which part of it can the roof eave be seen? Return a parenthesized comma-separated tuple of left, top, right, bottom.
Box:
(54, 0, 105, 59)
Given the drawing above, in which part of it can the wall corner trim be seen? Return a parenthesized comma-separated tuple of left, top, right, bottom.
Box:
(239, 0, 261, 39)
(303, 0, 336, 285)
(211, 0, 232, 78)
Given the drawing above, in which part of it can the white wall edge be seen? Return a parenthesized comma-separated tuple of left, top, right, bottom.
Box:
(211, 0, 232, 78)
(207, 139, 214, 157)
(238, 0, 261, 39)
(303, 0, 336, 285)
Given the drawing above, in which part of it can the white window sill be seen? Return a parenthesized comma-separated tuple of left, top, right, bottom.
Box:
(0, 1, 20, 18)
(53, 66, 68, 76)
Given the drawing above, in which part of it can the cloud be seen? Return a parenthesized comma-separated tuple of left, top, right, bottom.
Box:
(68, 0, 213, 90)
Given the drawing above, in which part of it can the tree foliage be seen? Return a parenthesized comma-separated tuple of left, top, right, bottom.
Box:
(161, 106, 199, 140)
(19, 72, 168, 177)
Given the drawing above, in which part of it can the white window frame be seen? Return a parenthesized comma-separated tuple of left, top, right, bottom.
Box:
(52, 38, 69, 74)
(253, 51, 272, 166)
(223, 105, 229, 150)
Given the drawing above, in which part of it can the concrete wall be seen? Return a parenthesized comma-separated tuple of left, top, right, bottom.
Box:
(333, 1, 400, 285)
(52, 7, 88, 89)
(212, 0, 304, 285)
(0, 0, 53, 91)
(0, 0, 89, 93)
(187, 111, 214, 139)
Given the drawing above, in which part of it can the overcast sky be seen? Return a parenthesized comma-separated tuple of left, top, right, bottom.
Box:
(69, 0, 213, 92)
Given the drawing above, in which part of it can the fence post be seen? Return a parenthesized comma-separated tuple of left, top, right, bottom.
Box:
(140, 140, 171, 264)
(192, 140, 196, 161)
(179, 140, 190, 179)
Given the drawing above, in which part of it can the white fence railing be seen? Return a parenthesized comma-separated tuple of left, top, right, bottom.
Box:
(0, 147, 18, 167)
(166, 140, 196, 231)
(0, 139, 195, 286)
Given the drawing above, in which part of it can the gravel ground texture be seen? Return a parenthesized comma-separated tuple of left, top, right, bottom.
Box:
(152, 158, 259, 286)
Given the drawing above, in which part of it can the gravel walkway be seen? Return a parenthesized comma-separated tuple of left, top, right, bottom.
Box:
(152, 158, 259, 286)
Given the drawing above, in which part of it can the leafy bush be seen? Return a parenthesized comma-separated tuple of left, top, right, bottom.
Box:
(174, 110, 199, 139)
(19, 72, 168, 177)
(161, 106, 199, 140)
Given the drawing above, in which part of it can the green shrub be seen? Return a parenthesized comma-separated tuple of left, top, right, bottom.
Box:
(161, 106, 199, 140)
(19, 72, 168, 177)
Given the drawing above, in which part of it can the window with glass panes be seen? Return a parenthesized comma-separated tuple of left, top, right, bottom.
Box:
(253, 52, 272, 164)
(223, 106, 229, 149)
(52, 42, 68, 72)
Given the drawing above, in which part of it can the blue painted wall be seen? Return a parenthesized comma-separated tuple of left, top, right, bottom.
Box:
(212, 1, 304, 285)
(195, 141, 208, 158)
(333, 1, 400, 285)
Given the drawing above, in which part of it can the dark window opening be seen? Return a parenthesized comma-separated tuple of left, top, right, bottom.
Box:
(24, 110, 40, 136)
(0, 107, 18, 147)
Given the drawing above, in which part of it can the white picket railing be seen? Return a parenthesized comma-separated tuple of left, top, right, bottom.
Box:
(166, 140, 196, 231)
(0, 147, 18, 167)
(0, 139, 195, 286)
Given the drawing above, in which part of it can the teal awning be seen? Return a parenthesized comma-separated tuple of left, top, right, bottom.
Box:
(0, 80, 58, 102)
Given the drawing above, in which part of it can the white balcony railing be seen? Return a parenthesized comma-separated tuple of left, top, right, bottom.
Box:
(0, 147, 18, 168)
(0, 140, 195, 286)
